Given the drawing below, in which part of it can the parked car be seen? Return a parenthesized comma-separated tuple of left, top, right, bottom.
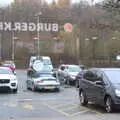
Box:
(26, 67, 60, 92)
(0, 67, 18, 92)
(57, 64, 82, 85)
(79, 68, 120, 113)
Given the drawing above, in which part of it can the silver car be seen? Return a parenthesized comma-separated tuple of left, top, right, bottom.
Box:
(26, 68, 60, 92)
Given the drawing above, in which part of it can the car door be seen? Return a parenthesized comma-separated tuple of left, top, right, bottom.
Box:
(91, 70, 106, 104)
(82, 70, 96, 101)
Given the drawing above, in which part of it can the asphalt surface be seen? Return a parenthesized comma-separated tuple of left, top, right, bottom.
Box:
(0, 70, 120, 120)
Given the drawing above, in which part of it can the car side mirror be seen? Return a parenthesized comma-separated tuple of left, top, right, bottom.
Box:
(95, 81, 105, 86)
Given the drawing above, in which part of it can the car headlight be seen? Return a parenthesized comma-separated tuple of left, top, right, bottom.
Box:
(115, 89, 120, 97)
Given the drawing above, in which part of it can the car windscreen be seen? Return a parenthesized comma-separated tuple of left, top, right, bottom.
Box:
(67, 66, 82, 72)
(43, 59, 52, 65)
(3, 63, 11, 66)
(0, 68, 13, 74)
(37, 73, 53, 77)
(105, 70, 120, 84)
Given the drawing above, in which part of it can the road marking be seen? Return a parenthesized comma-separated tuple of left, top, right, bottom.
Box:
(54, 103, 76, 108)
(57, 109, 70, 116)
(24, 104, 33, 110)
(59, 105, 78, 111)
(83, 105, 103, 115)
(43, 103, 70, 116)
(70, 109, 89, 117)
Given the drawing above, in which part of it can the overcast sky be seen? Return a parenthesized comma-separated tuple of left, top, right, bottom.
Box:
(0, 0, 102, 7)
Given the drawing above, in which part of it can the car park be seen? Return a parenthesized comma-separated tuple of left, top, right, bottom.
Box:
(26, 67, 60, 92)
(0, 67, 18, 92)
(79, 68, 120, 113)
(57, 64, 82, 85)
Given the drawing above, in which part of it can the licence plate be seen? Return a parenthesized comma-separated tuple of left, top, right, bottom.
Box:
(46, 86, 54, 89)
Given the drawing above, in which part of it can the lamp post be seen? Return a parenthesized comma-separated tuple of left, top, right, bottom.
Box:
(35, 12, 42, 57)
(0, 8, 5, 60)
(12, 30, 19, 61)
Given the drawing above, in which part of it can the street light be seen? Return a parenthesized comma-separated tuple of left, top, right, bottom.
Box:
(35, 11, 42, 57)
(12, 30, 19, 61)
(0, 8, 5, 60)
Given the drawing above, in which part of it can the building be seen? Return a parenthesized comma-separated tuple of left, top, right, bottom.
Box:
(14, 0, 43, 4)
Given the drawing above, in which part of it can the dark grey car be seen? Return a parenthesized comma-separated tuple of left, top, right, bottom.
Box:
(79, 68, 120, 113)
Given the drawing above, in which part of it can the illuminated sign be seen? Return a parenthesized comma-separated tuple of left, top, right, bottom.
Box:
(64, 23, 73, 32)
(0, 22, 59, 32)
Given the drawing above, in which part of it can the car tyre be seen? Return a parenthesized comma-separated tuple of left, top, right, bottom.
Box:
(55, 88, 60, 92)
(66, 79, 70, 85)
(26, 81, 29, 90)
(13, 88, 18, 93)
(105, 96, 113, 113)
(76, 80, 79, 88)
(79, 90, 88, 106)
(31, 83, 36, 91)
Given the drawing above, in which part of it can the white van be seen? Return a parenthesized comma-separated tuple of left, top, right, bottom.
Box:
(42, 56, 53, 70)
(29, 56, 53, 70)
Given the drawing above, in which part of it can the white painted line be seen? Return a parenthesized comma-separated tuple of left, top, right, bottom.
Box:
(43, 103, 70, 116)
(70, 109, 89, 117)
(54, 103, 76, 108)
(59, 105, 78, 111)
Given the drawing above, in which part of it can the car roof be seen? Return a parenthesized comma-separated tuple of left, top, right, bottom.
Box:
(91, 68, 120, 72)
(60, 64, 79, 67)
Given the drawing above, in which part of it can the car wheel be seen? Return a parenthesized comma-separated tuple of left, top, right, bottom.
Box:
(66, 79, 70, 85)
(27, 84, 30, 90)
(55, 88, 60, 92)
(26, 81, 29, 90)
(76, 80, 79, 88)
(105, 96, 113, 113)
(13, 88, 18, 93)
(31, 83, 36, 91)
(79, 90, 88, 106)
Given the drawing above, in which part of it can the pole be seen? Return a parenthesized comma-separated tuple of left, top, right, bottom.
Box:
(0, 9, 5, 60)
(37, 15, 40, 57)
(76, 37, 80, 64)
(12, 30, 15, 60)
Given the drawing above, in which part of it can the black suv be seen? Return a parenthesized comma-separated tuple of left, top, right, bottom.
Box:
(79, 68, 120, 113)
